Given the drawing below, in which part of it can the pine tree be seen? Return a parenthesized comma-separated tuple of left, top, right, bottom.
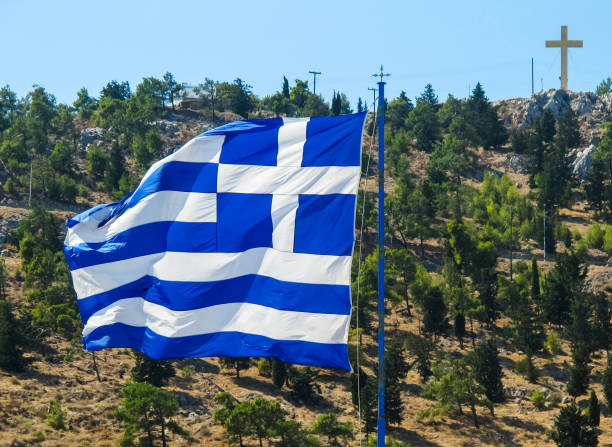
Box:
(114, 382, 188, 447)
(454, 313, 466, 348)
(542, 251, 585, 327)
(470, 338, 505, 403)
(131, 351, 175, 387)
(531, 257, 540, 301)
(405, 84, 440, 152)
(384, 340, 409, 426)
(0, 299, 23, 372)
(422, 285, 449, 338)
(586, 390, 600, 427)
(603, 358, 612, 411)
(404, 332, 436, 381)
(219, 357, 251, 379)
(271, 358, 287, 388)
(551, 403, 598, 447)
(281, 76, 290, 98)
(106, 141, 124, 191)
(311, 413, 353, 447)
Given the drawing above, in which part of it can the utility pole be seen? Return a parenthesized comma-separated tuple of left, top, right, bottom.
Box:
(308, 70, 321, 95)
(531, 58, 534, 96)
(510, 207, 514, 280)
(368, 87, 377, 113)
(543, 205, 546, 262)
(372, 64, 390, 447)
(28, 163, 32, 208)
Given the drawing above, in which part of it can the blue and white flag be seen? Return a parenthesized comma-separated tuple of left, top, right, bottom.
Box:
(64, 112, 366, 370)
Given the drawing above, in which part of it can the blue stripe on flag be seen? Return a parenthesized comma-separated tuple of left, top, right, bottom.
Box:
(83, 323, 350, 369)
(217, 193, 273, 252)
(302, 112, 365, 167)
(76, 274, 351, 322)
(64, 222, 217, 270)
(294, 193, 356, 256)
(216, 118, 283, 166)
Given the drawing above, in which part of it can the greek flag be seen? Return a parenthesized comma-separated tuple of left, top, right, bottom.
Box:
(64, 112, 365, 370)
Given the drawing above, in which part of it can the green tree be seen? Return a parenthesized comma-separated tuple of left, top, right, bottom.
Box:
(87, 144, 109, 178)
(49, 141, 75, 175)
(199, 78, 219, 121)
(131, 351, 175, 387)
(0, 299, 23, 371)
(596, 77, 612, 96)
(282, 76, 290, 98)
(162, 72, 183, 109)
(106, 141, 124, 191)
(311, 413, 353, 447)
(271, 357, 287, 387)
(585, 390, 600, 427)
(114, 382, 188, 447)
(218, 78, 255, 117)
(386, 91, 413, 136)
(101, 80, 131, 100)
(542, 251, 586, 327)
(404, 332, 436, 381)
(287, 366, 320, 404)
(469, 338, 504, 403)
(550, 403, 598, 447)
(405, 84, 440, 152)
(422, 285, 449, 338)
(219, 357, 251, 379)
(73, 87, 97, 118)
(603, 358, 612, 411)
(385, 340, 409, 426)
(421, 357, 493, 427)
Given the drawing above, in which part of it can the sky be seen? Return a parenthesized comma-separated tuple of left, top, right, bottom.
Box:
(1, 0, 611, 108)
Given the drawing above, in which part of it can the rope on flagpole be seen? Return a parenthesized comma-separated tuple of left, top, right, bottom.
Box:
(355, 101, 377, 447)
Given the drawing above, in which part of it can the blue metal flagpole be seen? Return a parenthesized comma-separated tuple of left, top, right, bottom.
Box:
(374, 65, 389, 447)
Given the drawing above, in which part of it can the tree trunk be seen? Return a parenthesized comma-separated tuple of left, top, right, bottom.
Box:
(258, 436, 263, 447)
(236, 361, 240, 379)
(419, 234, 425, 258)
(470, 403, 479, 428)
(92, 352, 101, 382)
(161, 417, 167, 447)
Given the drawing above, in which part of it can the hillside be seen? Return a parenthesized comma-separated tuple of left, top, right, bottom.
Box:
(0, 82, 611, 447)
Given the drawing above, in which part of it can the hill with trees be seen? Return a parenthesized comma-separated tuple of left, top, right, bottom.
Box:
(0, 74, 611, 446)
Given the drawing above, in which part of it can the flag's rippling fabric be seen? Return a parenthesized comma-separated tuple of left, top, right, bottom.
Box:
(64, 113, 366, 370)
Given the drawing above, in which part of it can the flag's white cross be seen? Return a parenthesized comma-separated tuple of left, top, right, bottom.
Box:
(272, 118, 309, 252)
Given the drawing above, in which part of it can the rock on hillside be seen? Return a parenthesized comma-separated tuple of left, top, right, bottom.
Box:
(494, 89, 612, 144)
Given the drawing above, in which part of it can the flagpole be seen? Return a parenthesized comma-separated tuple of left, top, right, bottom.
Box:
(374, 65, 389, 447)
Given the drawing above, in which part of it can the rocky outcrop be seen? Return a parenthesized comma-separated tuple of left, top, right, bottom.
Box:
(494, 90, 612, 144)
(571, 144, 597, 180)
(78, 127, 106, 151)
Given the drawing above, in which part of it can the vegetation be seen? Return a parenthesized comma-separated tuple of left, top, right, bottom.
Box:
(0, 76, 611, 445)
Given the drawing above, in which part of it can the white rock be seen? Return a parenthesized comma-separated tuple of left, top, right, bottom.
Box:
(572, 144, 597, 180)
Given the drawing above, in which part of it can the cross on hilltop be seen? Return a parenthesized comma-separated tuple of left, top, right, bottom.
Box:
(545, 25, 583, 90)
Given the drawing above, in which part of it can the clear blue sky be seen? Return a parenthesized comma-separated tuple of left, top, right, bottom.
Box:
(2, 0, 611, 108)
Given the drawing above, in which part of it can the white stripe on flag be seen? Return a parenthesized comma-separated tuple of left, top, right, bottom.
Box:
(277, 118, 309, 167)
(67, 191, 217, 245)
(82, 298, 350, 344)
(136, 134, 224, 196)
(217, 165, 360, 195)
(271, 195, 299, 251)
(71, 248, 352, 299)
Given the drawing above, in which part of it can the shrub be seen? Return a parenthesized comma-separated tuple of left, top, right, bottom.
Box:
(574, 239, 589, 258)
(603, 226, 612, 253)
(46, 398, 66, 430)
(531, 389, 547, 409)
(181, 365, 193, 379)
(548, 391, 563, 407)
(257, 357, 271, 377)
(544, 331, 562, 355)
(586, 223, 604, 249)
(3, 178, 16, 195)
(515, 356, 539, 382)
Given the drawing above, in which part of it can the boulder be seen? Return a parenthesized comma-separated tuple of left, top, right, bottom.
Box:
(572, 144, 596, 180)
(78, 127, 106, 151)
(155, 120, 180, 135)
